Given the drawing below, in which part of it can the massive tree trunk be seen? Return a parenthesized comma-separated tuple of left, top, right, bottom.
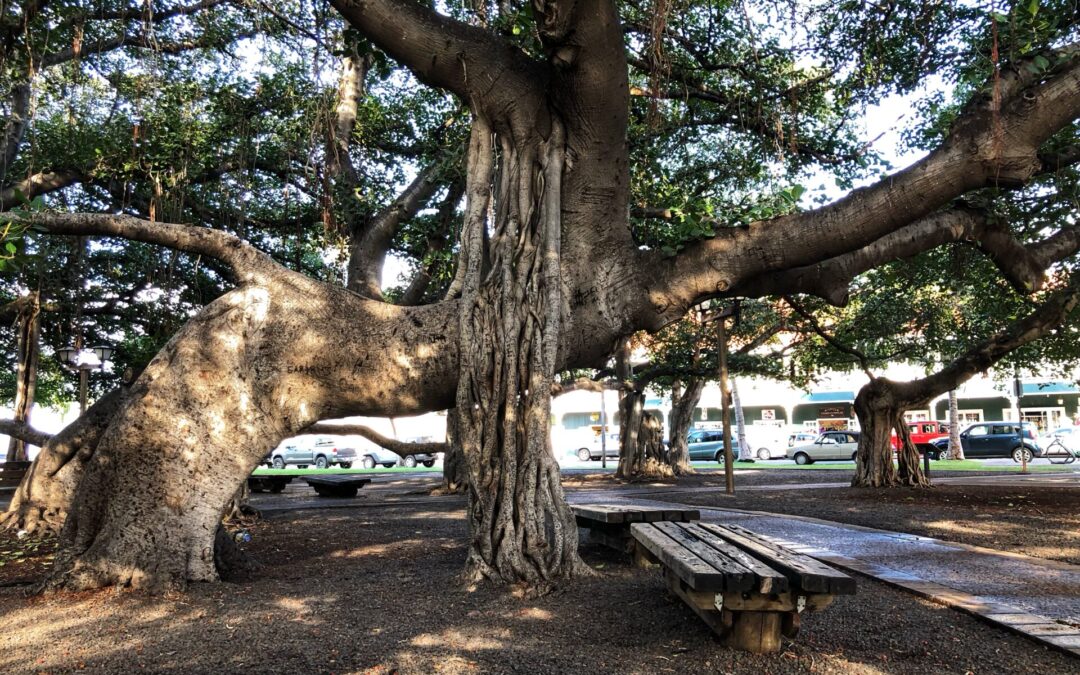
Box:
(1, 386, 129, 535)
(851, 379, 928, 487)
(37, 255, 463, 592)
(454, 112, 586, 592)
(6, 291, 40, 462)
(668, 377, 704, 475)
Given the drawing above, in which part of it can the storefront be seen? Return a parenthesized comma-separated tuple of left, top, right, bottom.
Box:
(793, 392, 855, 431)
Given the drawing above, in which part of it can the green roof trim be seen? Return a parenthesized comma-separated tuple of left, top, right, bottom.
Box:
(801, 391, 856, 403)
(1022, 381, 1080, 395)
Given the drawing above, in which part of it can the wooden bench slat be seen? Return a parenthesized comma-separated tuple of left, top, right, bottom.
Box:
(671, 522, 791, 594)
(699, 523, 855, 595)
(571, 505, 628, 524)
(653, 522, 758, 592)
(572, 504, 699, 525)
(630, 523, 729, 590)
(722, 524, 855, 595)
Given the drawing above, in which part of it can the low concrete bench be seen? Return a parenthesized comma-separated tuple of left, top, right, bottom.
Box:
(572, 504, 699, 555)
(248, 475, 294, 493)
(631, 521, 856, 653)
(0, 460, 31, 493)
(302, 475, 371, 498)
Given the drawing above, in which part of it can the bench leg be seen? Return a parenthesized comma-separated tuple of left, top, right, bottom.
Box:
(631, 542, 656, 568)
(781, 611, 800, 638)
(726, 610, 782, 654)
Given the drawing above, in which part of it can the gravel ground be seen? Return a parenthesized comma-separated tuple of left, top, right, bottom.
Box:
(2, 498, 1079, 674)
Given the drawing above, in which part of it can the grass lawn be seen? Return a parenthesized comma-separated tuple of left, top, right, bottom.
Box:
(688, 459, 1078, 472)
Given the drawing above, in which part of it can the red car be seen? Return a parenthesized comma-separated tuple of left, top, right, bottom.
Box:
(891, 421, 950, 454)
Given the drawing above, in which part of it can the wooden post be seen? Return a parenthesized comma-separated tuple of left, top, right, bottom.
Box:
(600, 388, 608, 469)
(718, 317, 734, 495)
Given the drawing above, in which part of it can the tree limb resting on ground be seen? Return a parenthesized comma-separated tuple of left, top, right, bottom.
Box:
(304, 423, 447, 457)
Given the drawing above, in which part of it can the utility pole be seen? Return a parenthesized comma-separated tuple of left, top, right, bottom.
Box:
(703, 301, 740, 495)
(718, 316, 735, 494)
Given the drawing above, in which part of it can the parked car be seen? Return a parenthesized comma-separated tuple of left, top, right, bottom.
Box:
(930, 422, 1042, 462)
(574, 433, 620, 461)
(357, 445, 403, 469)
(891, 420, 950, 455)
(787, 431, 818, 448)
(687, 429, 740, 463)
(266, 437, 358, 469)
(1040, 426, 1080, 452)
(400, 439, 439, 468)
(787, 431, 861, 465)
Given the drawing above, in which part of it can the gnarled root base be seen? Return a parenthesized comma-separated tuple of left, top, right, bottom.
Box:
(0, 500, 66, 536)
(40, 524, 253, 594)
(627, 458, 677, 481)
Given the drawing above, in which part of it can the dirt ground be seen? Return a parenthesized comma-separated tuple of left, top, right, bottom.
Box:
(2, 471, 1080, 674)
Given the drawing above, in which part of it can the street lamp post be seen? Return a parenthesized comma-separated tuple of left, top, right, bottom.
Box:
(56, 345, 113, 414)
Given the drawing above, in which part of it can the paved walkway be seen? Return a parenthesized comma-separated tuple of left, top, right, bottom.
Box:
(568, 487, 1080, 657)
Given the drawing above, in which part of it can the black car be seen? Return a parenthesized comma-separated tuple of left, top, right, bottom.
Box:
(930, 422, 1042, 462)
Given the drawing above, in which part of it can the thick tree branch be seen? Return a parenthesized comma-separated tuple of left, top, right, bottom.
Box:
(642, 52, 1080, 326)
(893, 281, 1080, 407)
(348, 163, 445, 299)
(305, 422, 447, 457)
(0, 168, 84, 208)
(399, 178, 465, 306)
(329, 0, 546, 117)
(13, 212, 282, 284)
(0, 419, 52, 448)
(39, 31, 251, 69)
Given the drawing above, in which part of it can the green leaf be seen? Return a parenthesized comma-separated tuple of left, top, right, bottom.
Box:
(1027, 0, 1039, 16)
(4, 242, 16, 254)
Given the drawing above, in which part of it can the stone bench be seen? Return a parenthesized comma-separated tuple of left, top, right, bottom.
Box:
(302, 474, 371, 498)
(631, 521, 856, 653)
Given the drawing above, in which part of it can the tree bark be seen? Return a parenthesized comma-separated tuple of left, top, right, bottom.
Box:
(6, 291, 40, 462)
(440, 410, 468, 494)
(453, 108, 587, 593)
(947, 390, 965, 460)
(732, 378, 754, 462)
(667, 377, 704, 475)
(38, 266, 463, 592)
(1, 386, 129, 535)
(852, 380, 908, 487)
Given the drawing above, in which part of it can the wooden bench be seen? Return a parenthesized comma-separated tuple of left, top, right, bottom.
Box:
(572, 504, 699, 555)
(247, 475, 294, 493)
(302, 475, 371, 498)
(631, 521, 856, 653)
(0, 460, 32, 493)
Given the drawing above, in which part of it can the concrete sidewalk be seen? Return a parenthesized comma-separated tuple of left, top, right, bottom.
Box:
(568, 489, 1080, 657)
